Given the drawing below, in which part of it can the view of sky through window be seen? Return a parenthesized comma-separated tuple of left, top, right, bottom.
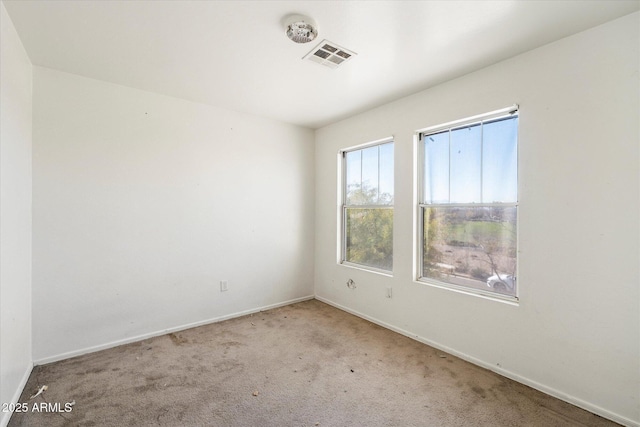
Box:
(424, 116, 518, 204)
(345, 142, 394, 205)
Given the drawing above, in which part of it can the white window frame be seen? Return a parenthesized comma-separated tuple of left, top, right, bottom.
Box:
(339, 137, 394, 275)
(416, 106, 519, 302)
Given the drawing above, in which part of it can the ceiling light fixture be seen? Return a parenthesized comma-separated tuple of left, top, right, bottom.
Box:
(284, 14, 318, 44)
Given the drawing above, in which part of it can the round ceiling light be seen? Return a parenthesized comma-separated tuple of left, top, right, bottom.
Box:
(284, 14, 318, 44)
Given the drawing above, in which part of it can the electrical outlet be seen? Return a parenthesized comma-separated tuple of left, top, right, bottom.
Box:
(386, 286, 392, 298)
(220, 280, 228, 292)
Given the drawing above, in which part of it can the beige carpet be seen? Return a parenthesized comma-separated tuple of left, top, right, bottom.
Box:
(9, 299, 617, 426)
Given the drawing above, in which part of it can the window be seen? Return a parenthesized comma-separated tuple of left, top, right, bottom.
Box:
(418, 107, 518, 298)
(341, 140, 394, 273)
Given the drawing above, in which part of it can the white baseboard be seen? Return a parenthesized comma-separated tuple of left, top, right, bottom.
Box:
(1, 361, 33, 427)
(34, 295, 315, 366)
(315, 295, 638, 427)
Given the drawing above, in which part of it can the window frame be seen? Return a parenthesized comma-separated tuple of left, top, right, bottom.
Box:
(339, 137, 394, 275)
(416, 106, 519, 302)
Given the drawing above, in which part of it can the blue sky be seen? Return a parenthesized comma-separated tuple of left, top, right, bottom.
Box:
(344, 115, 517, 206)
(346, 142, 394, 204)
(424, 116, 518, 204)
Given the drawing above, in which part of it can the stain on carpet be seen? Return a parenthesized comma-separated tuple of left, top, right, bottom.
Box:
(168, 333, 188, 346)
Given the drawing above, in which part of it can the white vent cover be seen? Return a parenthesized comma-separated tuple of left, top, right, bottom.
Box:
(303, 40, 356, 69)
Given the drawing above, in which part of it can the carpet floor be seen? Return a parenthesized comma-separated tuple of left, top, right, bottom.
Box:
(9, 299, 617, 426)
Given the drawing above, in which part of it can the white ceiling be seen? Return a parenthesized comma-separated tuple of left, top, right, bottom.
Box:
(4, 0, 639, 129)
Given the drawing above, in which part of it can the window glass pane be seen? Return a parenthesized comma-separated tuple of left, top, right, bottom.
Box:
(345, 150, 361, 205)
(343, 141, 394, 272)
(450, 124, 481, 203)
(346, 208, 393, 271)
(378, 142, 394, 205)
(483, 116, 518, 203)
(345, 142, 394, 206)
(360, 146, 379, 204)
(423, 206, 517, 296)
(423, 130, 449, 204)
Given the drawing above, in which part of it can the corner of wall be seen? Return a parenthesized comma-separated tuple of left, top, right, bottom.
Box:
(0, 2, 34, 425)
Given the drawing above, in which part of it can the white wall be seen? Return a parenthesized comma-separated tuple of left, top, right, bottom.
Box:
(0, 2, 33, 426)
(315, 13, 639, 426)
(32, 68, 315, 362)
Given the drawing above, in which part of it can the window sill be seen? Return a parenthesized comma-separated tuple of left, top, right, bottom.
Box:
(416, 277, 519, 305)
(340, 261, 393, 277)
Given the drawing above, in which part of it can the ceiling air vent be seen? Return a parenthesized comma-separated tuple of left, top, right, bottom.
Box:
(303, 40, 356, 69)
